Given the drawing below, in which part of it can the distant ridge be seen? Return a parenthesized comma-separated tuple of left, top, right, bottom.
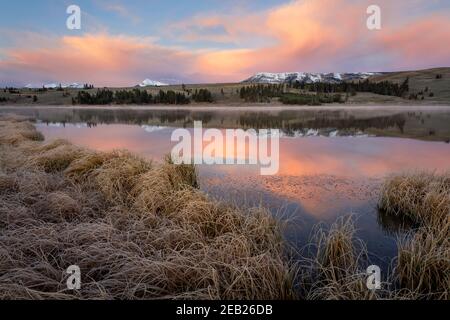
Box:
(243, 72, 381, 84)
(24, 83, 84, 89)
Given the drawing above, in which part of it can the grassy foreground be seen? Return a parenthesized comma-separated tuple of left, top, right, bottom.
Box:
(0, 117, 448, 300)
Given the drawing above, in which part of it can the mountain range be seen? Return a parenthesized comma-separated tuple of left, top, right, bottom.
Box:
(23, 79, 168, 89)
(24, 83, 85, 89)
(242, 72, 381, 84)
(21, 73, 382, 89)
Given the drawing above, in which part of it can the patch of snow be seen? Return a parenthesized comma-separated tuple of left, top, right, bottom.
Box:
(139, 79, 168, 87)
(141, 125, 169, 133)
(24, 83, 85, 89)
(306, 129, 319, 136)
(243, 72, 380, 84)
(329, 130, 339, 137)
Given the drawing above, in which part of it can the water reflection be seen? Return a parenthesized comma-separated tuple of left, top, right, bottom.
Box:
(377, 208, 419, 236)
(35, 123, 450, 219)
(1, 106, 450, 141)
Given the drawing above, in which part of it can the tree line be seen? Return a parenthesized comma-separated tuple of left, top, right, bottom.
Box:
(73, 88, 214, 105)
(238, 78, 412, 105)
(292, 78, 410, 97)
(192, 89, 214, 102)
(239, 84, 343, 105)
(280, 93, 343, 105)
(3, 87, 20, 94)
(239, 84, 284, 102)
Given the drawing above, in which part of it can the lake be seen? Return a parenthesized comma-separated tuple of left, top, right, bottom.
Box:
(2, 106, 450, 268)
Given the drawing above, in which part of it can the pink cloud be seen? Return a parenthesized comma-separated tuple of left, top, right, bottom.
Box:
(376, 15, 450, 70)
(191, 0, 450, 80)
(192, 0, 369, 80)
(0, 33, 195, 86)
(166, 13, 270, 45)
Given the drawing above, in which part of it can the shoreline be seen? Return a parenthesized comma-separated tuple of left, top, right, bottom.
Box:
(2, 104, 450, 112)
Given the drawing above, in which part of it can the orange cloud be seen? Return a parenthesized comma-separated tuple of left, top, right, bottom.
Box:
(0, 33, 195, 86)
(166, 12, 269, 45)
(376, 15, 450, 69)
(188, 0, 450, 80)
(192, 0, 367, 81)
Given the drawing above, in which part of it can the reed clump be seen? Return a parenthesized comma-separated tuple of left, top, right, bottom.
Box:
(379, 172, 449, 299)
(297, 171, 449, 300)
(379, 171, 449, 227)
(395, 223, 449, 299)
(0, 118, 295, 300)
(300, 217, 378, 300)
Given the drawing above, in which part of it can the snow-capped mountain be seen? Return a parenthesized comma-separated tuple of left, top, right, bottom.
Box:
(138, 79, 168, 87)
(243, 72, 381, 84)
(24, 83, 85, 89)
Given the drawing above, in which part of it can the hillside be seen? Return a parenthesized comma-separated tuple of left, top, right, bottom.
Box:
(369, 67, 450, 103)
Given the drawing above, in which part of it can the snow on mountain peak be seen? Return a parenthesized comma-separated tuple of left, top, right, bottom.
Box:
(139, 79, 168, 87)
(24, 83, 85, 89)
(243, 72, 380, 84)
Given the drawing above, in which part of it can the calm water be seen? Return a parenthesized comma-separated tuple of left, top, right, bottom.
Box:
(2, 106, 450, 268)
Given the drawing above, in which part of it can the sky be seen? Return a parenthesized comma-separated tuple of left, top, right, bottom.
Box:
(0, 0, 449, 86)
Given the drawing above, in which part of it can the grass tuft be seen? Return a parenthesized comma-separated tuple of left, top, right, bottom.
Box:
(395, 222, 449, 299)
(301, 217, 377, 300)
(380, 171, 449, 299)
(379, 171, 450, 227)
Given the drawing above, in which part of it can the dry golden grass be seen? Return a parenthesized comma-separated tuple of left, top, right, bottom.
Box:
(0, 117, 295, 300)
(314, 217, 358, 276)
(301, 214, 448, 300)
(380, 172, 449, 299)
(0, 119, 44, 146)
(92, 150, 152, 205)
(395, 223, 449, 299)
(379, 171, 450, 227)
(27, 144, 86, 173)
(300, 217, 378, 300)
(64, 151, 118, 181)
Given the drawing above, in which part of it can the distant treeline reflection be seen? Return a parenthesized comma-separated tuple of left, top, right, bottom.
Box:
(30, 108, 407, 133)
(2, 107, 448, 141)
